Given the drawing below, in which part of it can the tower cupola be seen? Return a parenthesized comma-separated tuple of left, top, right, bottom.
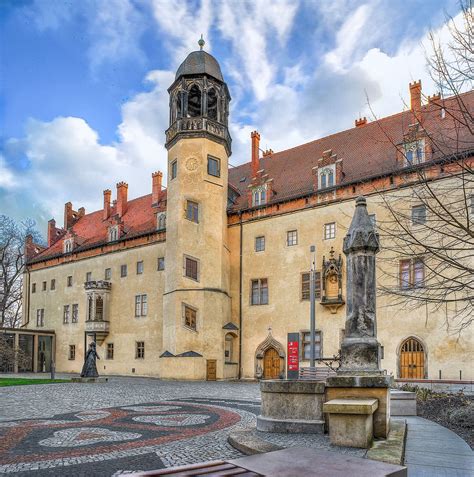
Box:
(165, 37, 232, 155)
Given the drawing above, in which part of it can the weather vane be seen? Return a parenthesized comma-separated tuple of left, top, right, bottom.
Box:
(198, 34, 205, 51)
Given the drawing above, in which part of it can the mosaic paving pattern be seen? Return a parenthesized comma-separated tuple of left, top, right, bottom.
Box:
(0, 399, 259, 476)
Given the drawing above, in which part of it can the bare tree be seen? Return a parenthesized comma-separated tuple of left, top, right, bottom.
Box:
(0, 215, 42, 328)
(0, 334, 32, 372)
(372, 1, 474, 332)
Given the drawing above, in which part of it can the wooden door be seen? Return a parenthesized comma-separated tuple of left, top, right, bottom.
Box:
(263, 348, 281, 379)
(400, 338, 425, 379)
(206, 359, 217, 381)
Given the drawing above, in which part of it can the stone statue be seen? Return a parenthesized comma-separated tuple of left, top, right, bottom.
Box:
(81, 342, 100, 378)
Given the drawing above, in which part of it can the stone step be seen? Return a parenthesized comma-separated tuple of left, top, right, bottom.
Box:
(256, 415, 325, 434)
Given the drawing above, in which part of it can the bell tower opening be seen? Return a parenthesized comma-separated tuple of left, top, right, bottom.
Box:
(187, 85, 202, 117)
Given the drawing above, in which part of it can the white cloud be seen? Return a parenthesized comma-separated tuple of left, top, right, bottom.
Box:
(0, 156, 17, 189)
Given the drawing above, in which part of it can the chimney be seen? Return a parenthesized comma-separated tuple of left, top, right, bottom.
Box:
(355, 117, 367, 127)
(47, 219, 56, 247)
(64, 202, 73, 229)
(428, 93, 441, 104)
(409, 80, 422, 120)
(116, 181, 128, 217)
(251, 130, 260, 178)
(103, 189, 111, 220)
(152, 171, 163, 205)
(262, 148, 273, 157)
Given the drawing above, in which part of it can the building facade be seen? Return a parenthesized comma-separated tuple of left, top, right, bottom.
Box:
(23, 47, 474, 382)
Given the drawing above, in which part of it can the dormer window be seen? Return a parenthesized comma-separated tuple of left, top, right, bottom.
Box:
(252, 185, 267, 207)
(404, 139, 425, 166)
(109, 225, 119, 242)
(157, 212, 166, 231)
(319, 165, 335, 189)
(64, 238, 73, 254)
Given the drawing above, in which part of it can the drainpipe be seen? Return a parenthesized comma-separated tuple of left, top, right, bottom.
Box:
(238, 211, 243, 379)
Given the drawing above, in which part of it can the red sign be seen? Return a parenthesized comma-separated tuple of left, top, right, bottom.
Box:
(287, 340, 299, 371)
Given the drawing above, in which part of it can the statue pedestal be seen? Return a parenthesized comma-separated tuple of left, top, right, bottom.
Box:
(257, 380, 325, 433)
(326, 375, 393, 438)
(72, 377, 108, 383)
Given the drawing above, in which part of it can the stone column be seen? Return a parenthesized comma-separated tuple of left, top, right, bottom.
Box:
(339, 196, 382, 374)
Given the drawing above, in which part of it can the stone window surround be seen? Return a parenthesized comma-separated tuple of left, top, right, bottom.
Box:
(36, 308, 44, 327)
(207, 155, 221, 178)
(120, 264, 127, 278)
(404, 139, 425, 166)
(85, 283, 111, 323)
(411, 204, 426, 225)
(106, 343, 114, 360)
(286, 230, 298, 246)
(300, 329, 322, 361)
(63, 305, 70, 324)
(104, 268, 112, 280)
(42, 281, 47, 291)
(324, 222, 336, 240)
(50, 279, 56, 290)
(318, 164, 336, 189)
(136, 261, 144, 275)
(68, 344, 76, 360)
(32, 283, 36, 293)
(250, 278, 269, 305)
(135, 341, 145, 359)
(255, 235, 265, 252)
(399, 258, 425, 289)
(170, 159, 178, 180)
(182, 302, 198, 332)
(108, 225, 119, 242)
(252, 185, 267, 207)
(135, 294, 148, 318)
(301, 271, 322, 301)
(185, 199, 199, 223)
(183, 254, 200, 282)
(157, 257, 165, 271)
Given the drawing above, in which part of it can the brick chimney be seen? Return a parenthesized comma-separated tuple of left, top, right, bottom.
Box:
(103, 189, 111, 220)
(251, 130, 260, 178)
(262, 148, 273, 157)
(152, 171, 163, 205)
(116, 182, 128, 217)
(355, 117, 367, 127)
(409, 80, 422, 120)
(47, 219, 56, 247)
(64, 202, 73, 229)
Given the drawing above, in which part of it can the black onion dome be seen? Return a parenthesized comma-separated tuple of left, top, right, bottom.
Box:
(175, 50, 224, 82)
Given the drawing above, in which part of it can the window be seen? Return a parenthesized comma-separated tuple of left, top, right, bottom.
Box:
(67, 276, 73, 287)
(186, 200, 199, 223)
(86, 272, 92, 282)
(109, 226, 119, 242)
(121, 264, 127, 277)
(157, 213, 166, 230)
(50, 279, 56, 290)
(36, 309, 44, 327)
(287, 230, 298, 246)
(135, 295, 148, 317)
(319, 166, 335, 189)
(404, 140, 425, 165)
(324, 222, 336, 240)
(412, 205, 426, 225)
(225, 333, 234, 362)
(157, 257, 165, 271)
(252, 187, 267, 206)
(69, 345, 76, 360)
(105, 268, 111, 280)
(184, 256, 199, 281)
(136, 261, 144, 274)
(64, 239, 73, 253)
(301, 272, 322, 300)
(106, 343, 114, 360)
(63, 305, 70, 324)
(136, 341, 145, 359)
(42, 281, 47, 291)
(72, 304, 78, 323)
(251, 278, 268, 305)
(32, 283, 36, 293)
(183, 304, 197, 331)
(470, 195, 474, 215)
(255, 236, 265, 252)
(301, 331, 322, 360)
(400, 258, 425, 289)
(208, 156, 220, 177)
(171, 160, 177, 180)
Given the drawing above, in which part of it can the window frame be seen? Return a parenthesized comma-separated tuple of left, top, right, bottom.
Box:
(183, 303, 198, 331)
(324, 222, 336, 240)
(120, 264, 127, 278)
(157, 257, 165, 271)
(50, 279, 56, 291)
(68, 345, 76, 360)
(411, 205, 426, 226)
(301, 330, 322, 361)
(63, 304, 70, 324)
(185, 200, 199, 223)
(255, 236, 265, 252)
(207, 155, 221, 178)
(72, 304, 78, 323)
(42, 281, 47, 291)
(301, 271, 322, 301)
(136, 261, 144, 275)
(250, 278, 269, 305)
(399, 258, 425, 289)
(171, 159, 178, 180)
(67, 276, 73, 287)
(286, 230, 298, 247)
(32, 283, 36, 293)
(134, 294, 148, 318)
(135, 341, 145, 359)
(86, 272, 92, 282)
(105, 268, 112, 280)
(36, 308, 44, 327)
(184, 255, 199, 282)
(106, 343, 114, 360)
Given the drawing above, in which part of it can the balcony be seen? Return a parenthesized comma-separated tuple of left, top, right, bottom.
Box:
(85, 320, 109, 344)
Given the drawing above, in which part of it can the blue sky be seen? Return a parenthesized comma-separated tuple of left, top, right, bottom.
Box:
(0, 0, 463, 235)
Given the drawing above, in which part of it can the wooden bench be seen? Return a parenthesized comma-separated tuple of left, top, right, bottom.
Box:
(323, 398, 379, 448)
(299, 366, 337, 380)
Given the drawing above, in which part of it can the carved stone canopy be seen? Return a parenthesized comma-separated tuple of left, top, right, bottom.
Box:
(254, 332, 286, 379)
(84, 280, 111, 291)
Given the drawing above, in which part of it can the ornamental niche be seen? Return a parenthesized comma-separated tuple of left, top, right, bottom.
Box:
(84, 280, 111, 343)
(321, 247, 345, 314)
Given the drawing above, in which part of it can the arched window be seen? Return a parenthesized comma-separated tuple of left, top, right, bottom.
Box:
(175, 93, 182, 120)
(187, 85, 201, 117)
(225, 333, 236, 362)
(109, 226, 118, 242)
(95, 295, 103, 321)
(157, 213, 166, 231)
(319, 167, 335, 189)
(64, 239, 73, 254)
(399, 337, 426, 379)
(207, 88, 218, 120)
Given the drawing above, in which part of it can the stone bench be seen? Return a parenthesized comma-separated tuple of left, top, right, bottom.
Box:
(323, 398, 378, 448)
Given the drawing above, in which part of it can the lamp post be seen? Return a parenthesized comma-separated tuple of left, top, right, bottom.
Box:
(309, 245, 317, 370)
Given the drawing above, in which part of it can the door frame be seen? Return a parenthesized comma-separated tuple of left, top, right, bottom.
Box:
(397, 336, 427, 379)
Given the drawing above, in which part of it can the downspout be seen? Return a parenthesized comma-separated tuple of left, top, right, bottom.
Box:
(23, 266, 31, 328)
(238, 211, 243, 379)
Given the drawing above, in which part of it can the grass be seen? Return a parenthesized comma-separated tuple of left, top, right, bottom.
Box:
(0, 378, 70, 387)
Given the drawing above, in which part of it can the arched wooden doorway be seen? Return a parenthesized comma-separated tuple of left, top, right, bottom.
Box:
(263, 347, 280, 379)
(400, 337, 425, 379)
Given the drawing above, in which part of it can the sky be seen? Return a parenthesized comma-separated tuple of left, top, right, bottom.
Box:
(0, 0, 464, 237)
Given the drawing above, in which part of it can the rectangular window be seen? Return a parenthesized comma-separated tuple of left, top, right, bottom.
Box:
(135, 295, 148, 317)
(207, 156, 221, 177)
(36, 309, 44, 327)
(63, 305, 70, 324)
(107, 343, 114, 360)
(86, 272, 92, 282)
(413, 259, 425, 288)
(400, 258, 424, 289)
(72, 304, 78, 323)
(301, 272, 321, 300)
(67, 276, 73, 287)
(251, 278, 268, 305)
(252, 188, 267, 206)
(301, 331, 322, 360)
(42, 281, 47, 291)
(50, 279, 56, 290)
(136, 341, 145, 359)
(324, 222, 336, 240)
(171, 160, 177, 180)
(157, 257, 165, 271)
(183, 304, 197, 331)
(400, 260, 411, 289)
(105, 268, 111, 280)
(184, 256, 199, 281)
(412, 205, 426, 225)
(186, 200, 199, 223)
(136, 261, 144, 274)
(287, 230, 298, 246)
(69, 345, 76, 360)
(121, 264, 127, 277)
(255, 236, 265, 252)
(32, 283, 36, 293)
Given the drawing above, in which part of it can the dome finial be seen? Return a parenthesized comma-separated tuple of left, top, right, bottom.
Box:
(198, 34, 205, 51)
